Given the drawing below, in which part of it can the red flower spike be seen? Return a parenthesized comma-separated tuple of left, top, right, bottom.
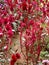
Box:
(0, 17, 3, 25)
(14, 0, 18, 4)
(16, 53, 20, 59)
(40, 0, 43, 2)
(6, 24, 12, 30)
(10, 59, 15, 65)
(24, 17, 28, 23)
(20, 22, 26, 28)
(10, 5, 14, 11)
(7, 30, 13, 38)
(12, 54, 17, 62)
(4, 17, 9, 24)
(28, 4, 32, 13)
(7, 0, 12, 5)
(28, 20, 34, 26)
(40, 19, 44, 23)
(28, 0, 31, 4)
(26, 29, 30, 35)
(22, 1, 27, 11)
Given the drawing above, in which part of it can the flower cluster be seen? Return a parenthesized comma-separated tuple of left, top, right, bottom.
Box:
(10, 53, 20, 65)
(0, 0, 49, 65)
(18, 0, 49, 65)
(0, 1, 20, 65)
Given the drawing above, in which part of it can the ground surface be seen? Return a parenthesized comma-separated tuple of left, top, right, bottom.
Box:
(11, 34, 25, 64)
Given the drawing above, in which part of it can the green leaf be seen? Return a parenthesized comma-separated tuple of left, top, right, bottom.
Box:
(47, 43, 49, 48)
